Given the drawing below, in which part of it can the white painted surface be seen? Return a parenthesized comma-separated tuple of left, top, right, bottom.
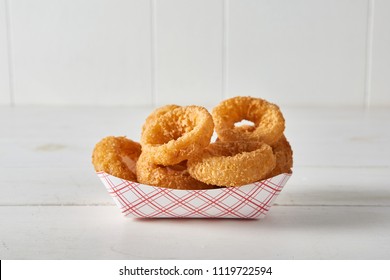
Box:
(8, 0, 152, 105)
(0, 106, 389, 259)
(227, 0, 368, 106)
(0, 0, 10, 104)
(154, 0, 223, 106)
(1, 205, 390, 259)
(370, 0, 390, 106)
(0, 0, 387, 106)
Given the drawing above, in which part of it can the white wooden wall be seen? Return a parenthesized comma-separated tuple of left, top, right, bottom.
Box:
(0, 0, 389, 107)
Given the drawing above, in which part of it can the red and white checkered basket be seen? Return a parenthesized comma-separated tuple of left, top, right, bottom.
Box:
(97, 172, 291, 219)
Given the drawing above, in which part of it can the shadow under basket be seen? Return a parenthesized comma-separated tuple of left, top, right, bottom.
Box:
(97, 172, 291, 219)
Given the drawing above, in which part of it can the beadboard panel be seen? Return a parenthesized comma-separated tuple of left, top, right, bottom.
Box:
(0, 0, 10, 105)
(1, 0, 389, 107)
(370, 0, 390, 106)
(9, 0, 152, 105)
(227, 0, 368, 107)
(154, 0, 223, 106)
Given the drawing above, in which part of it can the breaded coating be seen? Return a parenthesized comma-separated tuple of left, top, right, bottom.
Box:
(188, 141, 276, 187)
(267, 134, 293, 178)
(136, 152, 216, 190)
(212, 96, 285, 145)
(141, 104, 180, 135)
(92, 136, 141, 181)
(141, 105, 214, 166)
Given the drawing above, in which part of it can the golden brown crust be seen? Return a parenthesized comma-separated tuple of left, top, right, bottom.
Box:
(187, 141, 276, 187)
(141, 104, 180, 135)
(266, 134, 293, 178)
(92, 136, 141, 181)
(212, 96, 285, 145)
(141, 105, 214, 166)
(136, 152, 217, 190)
(92, 97, 292, 189)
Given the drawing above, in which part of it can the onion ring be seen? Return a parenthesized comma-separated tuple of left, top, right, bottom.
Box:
(212, 96, 285, 145)
(267, 134, 293, 178)
(141, 104, 180, 135)
(136, 152, 216, 190)
(141, 105, 214, 166)
(187, 141, 276, 187)
(92, 136, 142, 181)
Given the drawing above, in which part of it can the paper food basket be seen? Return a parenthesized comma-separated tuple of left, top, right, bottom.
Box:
(97, 171, 291, 219)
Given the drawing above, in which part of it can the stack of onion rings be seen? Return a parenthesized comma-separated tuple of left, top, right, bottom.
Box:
(92, 96, 292, 189)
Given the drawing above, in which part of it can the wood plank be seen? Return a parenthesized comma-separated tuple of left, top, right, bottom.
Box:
(1, 166, 389, 207)
(0, 205, 389, 259)
(278, 166, 390, 206)
(0, 106, 149, 140)
(283, 107, 390, 167)
(1, 107, 389, 206)
(2, 107, 390, 169)
(0, 167, 113, 205)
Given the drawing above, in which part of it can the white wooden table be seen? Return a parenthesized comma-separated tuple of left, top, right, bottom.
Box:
(0, 106, 389, 259)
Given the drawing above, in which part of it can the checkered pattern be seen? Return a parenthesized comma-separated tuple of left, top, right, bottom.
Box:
(97, 172, 291, 219)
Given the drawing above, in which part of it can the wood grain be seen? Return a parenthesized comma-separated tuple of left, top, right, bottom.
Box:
(0, 107, 389, 259)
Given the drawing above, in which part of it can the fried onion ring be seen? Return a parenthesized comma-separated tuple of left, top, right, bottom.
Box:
(141, 105, 214, 166)
(187, 141, 276, 187)
(136, 152, 216, 190)
(212, 96, 285, 145)
(92, 136, 142, 181)
(267, 134, 293, 178)
(141, 104, 180, 135)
